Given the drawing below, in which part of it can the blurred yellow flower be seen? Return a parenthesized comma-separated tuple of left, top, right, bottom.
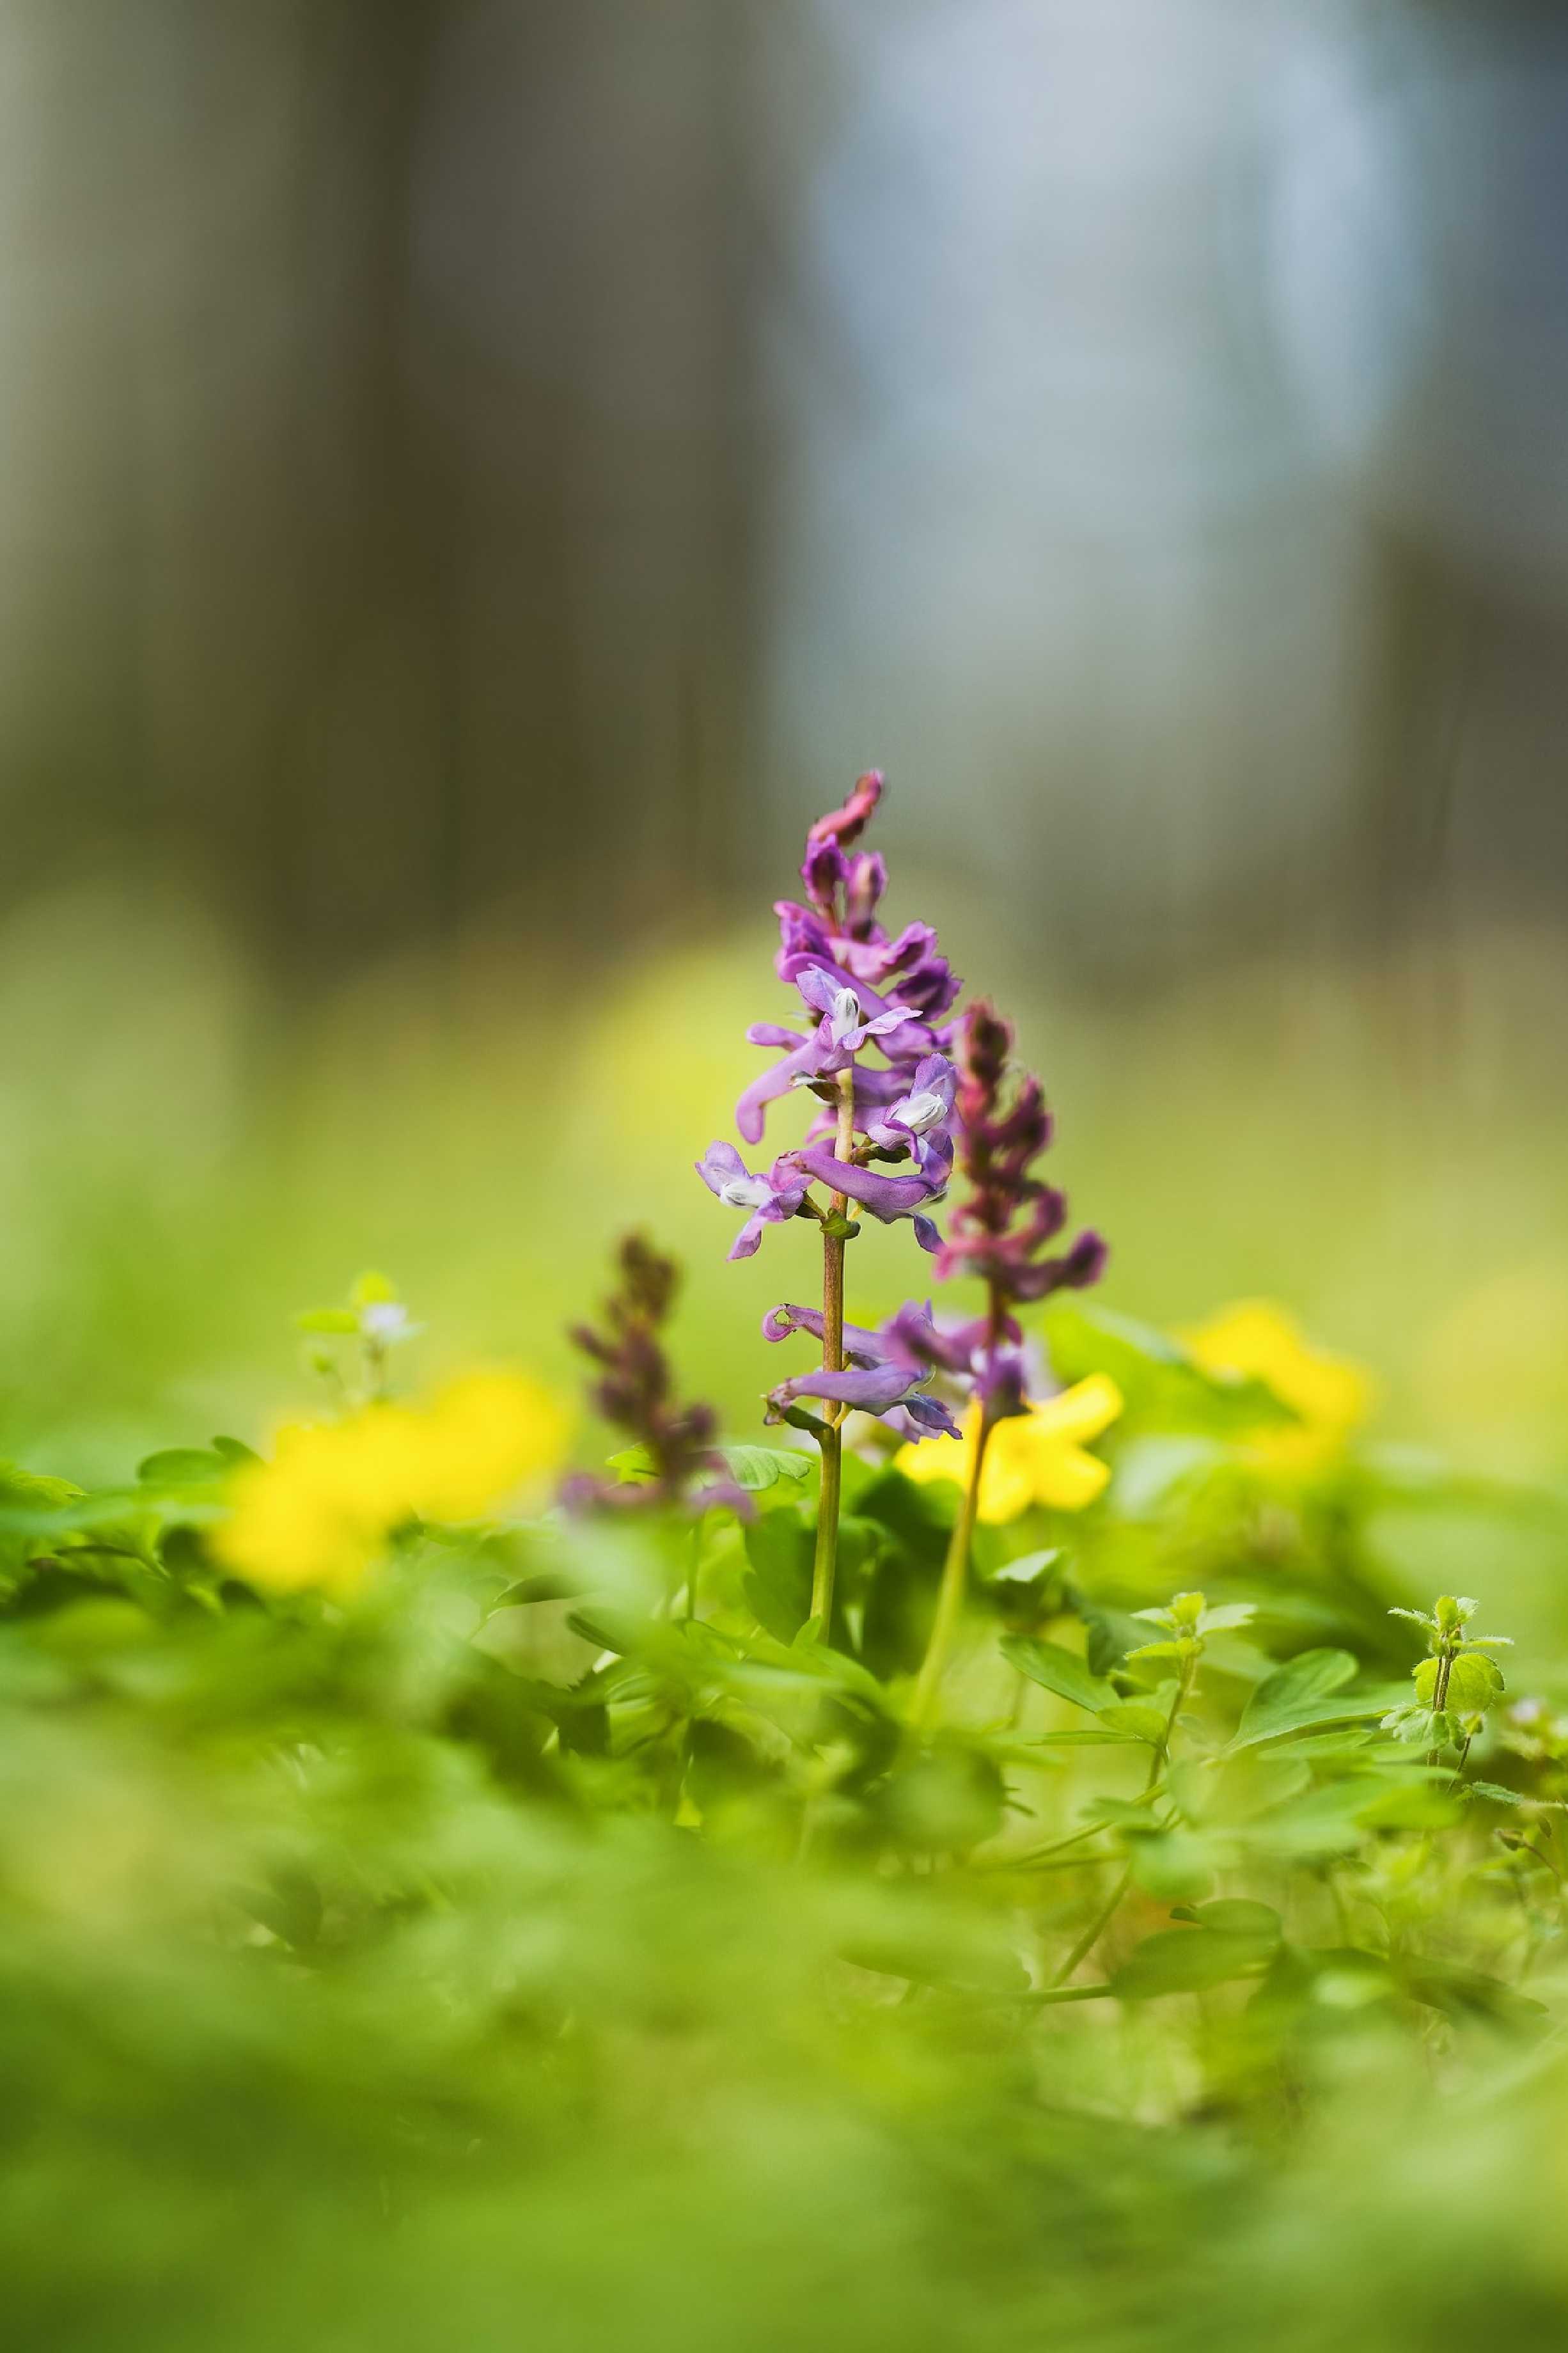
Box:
(894, 1374, 1124, 1523)
(214, 1371, 571, 1598)
(1182, 1300, 1373, 1471)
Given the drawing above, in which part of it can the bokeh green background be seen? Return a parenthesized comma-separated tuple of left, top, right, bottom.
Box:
(8, 870, 1563, 1489)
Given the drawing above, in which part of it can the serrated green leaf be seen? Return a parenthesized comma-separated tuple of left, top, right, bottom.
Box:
(1467, 1779, 1526, 1807)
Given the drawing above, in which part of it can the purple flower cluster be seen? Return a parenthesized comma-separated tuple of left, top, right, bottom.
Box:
(729, 771, 960, 1161)
(760, 1300, 965, 1442)
(565, 1234, 746, 1514)
(696, 773, 964, 1437)
(937, 1000, 1107, 1414)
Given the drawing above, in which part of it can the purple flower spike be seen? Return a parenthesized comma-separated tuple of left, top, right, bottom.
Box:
(696, 1141, 809, 1259)
(926, 1000, 1106, 1419)
(566, 1234, 743, 1517)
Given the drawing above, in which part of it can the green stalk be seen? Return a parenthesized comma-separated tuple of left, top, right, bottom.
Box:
(909, 1413, 992, 1731)
(1051, 1651, 1196, 1986)
(809, 1071, 858, 1633)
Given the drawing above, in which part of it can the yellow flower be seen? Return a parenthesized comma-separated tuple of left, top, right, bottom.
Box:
(894, 1374, 1124, 1524)
(214, 1371, 571, 1598)
(1181, 1300, 1373, 1471)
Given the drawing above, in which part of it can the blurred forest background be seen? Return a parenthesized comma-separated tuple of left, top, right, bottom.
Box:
(0, 0, 1564, 1487)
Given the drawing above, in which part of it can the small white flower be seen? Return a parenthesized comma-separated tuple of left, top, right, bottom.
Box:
(359, 1301, 419, 1346)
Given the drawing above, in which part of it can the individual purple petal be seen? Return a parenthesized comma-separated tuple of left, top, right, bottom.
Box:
(1007, 1231, 1109, 1300)
(761, 1302, 884, 1365)
(696, 1140, 751, 1196)
(794, 1146, 939, 1223)
(897, 1392, 964, 1440)
(801, 838, 847, 912)
(844, 851, 887, 935)
(774, 901, 836, 972)
(735, 1034, 834, 1144)
(769, 1362, 927, 1414)
(879, 1299, 975, 1374)
(973, 1346, 1029, 1419)
(746, 1021, 807, 1049)
(796, 964, 850, 1018)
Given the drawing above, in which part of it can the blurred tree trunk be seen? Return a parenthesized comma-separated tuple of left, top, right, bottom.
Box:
(0, 0, 760, 973)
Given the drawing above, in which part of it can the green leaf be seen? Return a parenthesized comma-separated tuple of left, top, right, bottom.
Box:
(1448, 1651, 1507, 1712)
(742, 1507, 814, 1644)
(1468, 1779, 1526, 1807)
(988, 1547, 1064, 1589)
(1034, 1729, 1147, 1747)
(1097, 1702, 1169, 1744)
(1175, 1899, 1282, 1937)
(1195, 1601, 1256, 1635)
(136, 1448, 227, 1490)
(1110, 1922, 1278, 1999)
(719, 1444, 813, 1494)
(490, 1571, 585, 1609)
(1000, 1635, 1117, 1715)
(0, 1460, 85, 1511)
(1230, 1649, 1368, 1749)
(1125, 1829, 1218, 1902)
(210, 1435, 262, 1468)
(604, 1444, 659, 1483)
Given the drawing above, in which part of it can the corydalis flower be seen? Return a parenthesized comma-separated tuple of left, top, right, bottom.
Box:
(702, 774, 958, 1259)
(566, 1234, 742, 1513)
(695, 1142, 810, 1261)
(734, 771, 962, 1151)
(760, 1300, 962, 1440)
(938, 1000, 1106, 1318)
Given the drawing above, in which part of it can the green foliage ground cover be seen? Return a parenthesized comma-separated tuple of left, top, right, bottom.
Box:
(4, 1280, 1568, 2352)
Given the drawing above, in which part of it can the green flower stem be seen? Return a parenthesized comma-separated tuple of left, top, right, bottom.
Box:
(809, 1070, 858, 1633)
(1051, 1651, 1197, 1987)
(910, 1414, 993, 1731)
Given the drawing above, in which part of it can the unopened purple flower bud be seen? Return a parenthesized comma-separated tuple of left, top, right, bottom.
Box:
(805, 769, 883, 854)
(844, 851, 887, 936)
